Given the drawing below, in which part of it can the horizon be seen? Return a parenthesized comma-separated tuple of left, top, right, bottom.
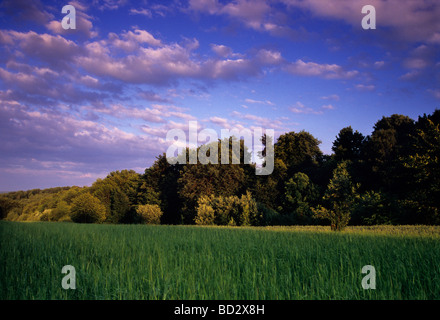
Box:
(1, 0, 439, 191)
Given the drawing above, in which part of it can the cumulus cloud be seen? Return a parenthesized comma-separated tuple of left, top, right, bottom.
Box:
(289, 101, 335, 115)
(187, 0, 302, 39)
(129, 8, 153, 18)
(3, 30, 82, 71)
(281, 0, 440, 44)
(75, 34, 282, 84)
(0, 100, 165, 178)
(0, 0, 53, 25)
(46, 11, 98, 39)
(285, 59, 358, 79)
(355, 84, 375, 91)
(321, 94, 340, 101)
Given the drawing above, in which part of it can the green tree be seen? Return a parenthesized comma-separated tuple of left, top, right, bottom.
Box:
(403, 110, 440, 224)
(0, 196, 18, 220)
(275, 130, 323, 177)
(70, 193, 106, 223)
(178, 138, 250, 223)
(194, 196, 216, 225)
(91, 170, 141, 223)
(137, 204, 163, 224)
(50, 200, 71, 221)
(312, 162, 358, 231)
(141, 153, 181, 224)
(363, 114, 416, 193)
(252, 158, 287, 212)
(332, 126, 365, 162)
(351, 191, 388, 225)
(194, 192, 258, 226)
(284, 172, 319, 224)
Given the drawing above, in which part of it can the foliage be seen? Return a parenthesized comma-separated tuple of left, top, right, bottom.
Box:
(91, 170, 141, 223)
(136, 204, 163, 224)
(195, 192, 258, 226)
(351, 191, 388, 225)
(332, 126, 366, 162)
(70, 193, 106, 223)
(312, 162, 358, 231)
(284, 172, 319, 224)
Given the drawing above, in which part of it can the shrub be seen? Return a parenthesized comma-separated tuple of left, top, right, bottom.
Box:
(137, 204, 163, 224)
(257, 202, 281, 226)
(194, 192, 258, 226)
(352, 191, 388, 225)
(194, 198, 215, 225)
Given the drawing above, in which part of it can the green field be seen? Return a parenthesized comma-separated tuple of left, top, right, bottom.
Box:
(1, 221, 439, 300)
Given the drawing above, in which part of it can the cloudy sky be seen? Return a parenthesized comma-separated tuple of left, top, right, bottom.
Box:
(0, 0, 439, 191)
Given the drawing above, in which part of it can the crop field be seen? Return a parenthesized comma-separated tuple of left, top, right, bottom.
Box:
(1, 221, 439, 300)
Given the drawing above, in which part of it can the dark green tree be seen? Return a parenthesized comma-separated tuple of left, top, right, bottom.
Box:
(284, 172, 319, 224)
(274, 130, 323, 182)
(403, 110, 440, 224)
(363, 114, 416, 193)
(141, 153, 182, 224)
(312, 161, 358, 231)
(332, 126, 366, 162)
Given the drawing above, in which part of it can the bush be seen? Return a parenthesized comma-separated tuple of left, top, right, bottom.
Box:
(194, 199, 215, 225)
(70, 193, 106, 223)
(194, 192, 258, 226)
(257, 202, 281, 226)
(352, 191, 388, 225)
(137, 204, 163, 224)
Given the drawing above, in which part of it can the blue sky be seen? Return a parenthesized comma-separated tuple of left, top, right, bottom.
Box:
(0, 0, 439, 191)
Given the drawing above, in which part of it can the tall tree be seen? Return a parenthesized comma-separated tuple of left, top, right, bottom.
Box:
(275, 130, 323, 179)
(332, 126, 366, 162)
(141, 153, 181, 224)
(403, 110, 440, 224)
(284, 172, 319, 224)
(363, 114, 416, 194)
(312, 161, 358, 231)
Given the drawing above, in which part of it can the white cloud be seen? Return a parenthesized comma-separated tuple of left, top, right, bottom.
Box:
(355, 84, 375, 91)
(129, 8, 152, 18)
(285, 59, 358, 79)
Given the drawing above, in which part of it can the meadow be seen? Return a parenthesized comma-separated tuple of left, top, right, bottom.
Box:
(1, 221, 439, 300)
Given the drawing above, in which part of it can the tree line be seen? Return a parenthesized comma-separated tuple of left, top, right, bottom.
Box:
(1, 110, 439, 230)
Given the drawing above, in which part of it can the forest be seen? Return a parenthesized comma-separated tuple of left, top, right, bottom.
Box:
(1, 109, 439, 230)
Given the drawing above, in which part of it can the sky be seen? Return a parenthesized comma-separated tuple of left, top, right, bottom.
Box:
(0, 0, 439, 191)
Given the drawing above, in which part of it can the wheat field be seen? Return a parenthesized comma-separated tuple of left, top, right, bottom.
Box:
(1, 221, 439, 300)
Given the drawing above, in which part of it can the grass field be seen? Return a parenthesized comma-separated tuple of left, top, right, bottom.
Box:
(1, 221, 439, 300)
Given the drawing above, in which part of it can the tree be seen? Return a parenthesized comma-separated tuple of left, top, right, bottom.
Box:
(312, 161, 358, 231)
(0, 196, 18, 220)
(363, 114, 416, 193)
(70, 193, 106, 223)
(141, 153, 182, 224)
(91, 170, 141, 223)
(252, 158, 287, 212)
(178, 138, 250, 223)
(194, 191, 258, 226)
(351, 191, 388, 225)
(137, 204, 163, 224)
(50, 200, 71, 221)
(332, 126, 366, 162)
(402, 110, 440, 224)
(284, 172, 319, 224)
(275, 130, 323, 177)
